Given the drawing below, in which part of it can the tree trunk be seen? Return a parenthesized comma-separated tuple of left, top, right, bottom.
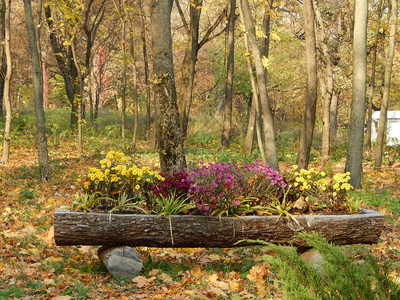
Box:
(121, 18, 127, 140)
(139, 1, 151, 141)
(345, 0, 368, 188)
(366, 0, 383, 150)
(1, 0, 11, 164)
(0, 0, 5, 118)
(314, 0, 334, 169)
(150, 0, 186, 174)
(329, 90, 338, 144)
(240, 17, 266, 163)
(54, 209, 385, 248)
(177, 0, 202, 139)
(221, 0, 236, 148)
(23, 0, 51, 181)
(130, 33, 139, 151)
(374, 0, 397, 171)
(239, 0, 278, 171)
(71, 39, 83, 157)
(44, 5, 79, 127)
(296, 0, 318, 170)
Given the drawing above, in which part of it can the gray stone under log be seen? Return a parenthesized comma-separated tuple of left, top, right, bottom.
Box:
(54, 209, 385, 248)
(98, 246, 143, 278)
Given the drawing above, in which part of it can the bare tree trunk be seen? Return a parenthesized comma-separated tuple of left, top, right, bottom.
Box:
(239, 0, 278, 170)
(374, 0, 397, 171)
(314, 0, 334, 168)
(366, 0, 383, 150)
(240, 14, 266, 163)
(221, 0, 236, 148)
(130, 32, 139, 151)
(177, 0, 201, 139)
(88, 55, 94, 123)
(71, 39, 83, 157)
(23, 0, 51, 181)
(121, 16, 127, 140)
(296, 0, 317, 170)
(176, 0, 227, 139)
(150, 0, 186, 174)
(345, 0, 368, 188)
(244, 96, 255, 157)
(1, 0, 11, 164)
(330, 90, 338, 143)
(0, 0, 5, 119)
(139, 1, 151, 141)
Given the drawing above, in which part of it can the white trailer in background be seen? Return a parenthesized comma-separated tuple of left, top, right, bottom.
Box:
(371, 111, 400, 146)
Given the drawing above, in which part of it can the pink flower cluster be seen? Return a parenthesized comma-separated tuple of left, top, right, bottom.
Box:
(186, 162, 244, 216)
(242, 160, 287, 190)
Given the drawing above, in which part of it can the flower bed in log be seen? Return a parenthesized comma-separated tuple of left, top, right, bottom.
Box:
(54, 208, 384, 248)
(55, 151, 385, 248)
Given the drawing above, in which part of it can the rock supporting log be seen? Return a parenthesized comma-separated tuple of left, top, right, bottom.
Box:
(54, 209, 384, 248)
(98, 246, 143, 278)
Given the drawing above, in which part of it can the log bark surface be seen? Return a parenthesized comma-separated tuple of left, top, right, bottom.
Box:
(54, 209, 384, 248)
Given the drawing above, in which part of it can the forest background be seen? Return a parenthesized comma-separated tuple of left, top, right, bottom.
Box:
(0, 0, 399, 298)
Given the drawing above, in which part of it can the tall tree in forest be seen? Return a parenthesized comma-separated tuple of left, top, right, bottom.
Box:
(314, 0, 334, 168)
(138, 1, 152, 141)
(23, 0, 51, 181)
(176, 0, 227, 138)
(150, 0, 186, 173)
(241, 22, 266, 163)
(366, 0, 384, 150)
(374, 0, 397, 171)
(113, 0, 128, 139)
(345, 0, 368, 188)
(243, 1, 273, 162)
(0, 0, 11, 164)
(45, 0, 106, 128)
(44, 3, 80, 127)
(129, 19, 139, 151)
(0, 0, 5, 118)
(239, 0, 278, 171)
(296, 0, 317, 170)
(221, 0, 236, 148)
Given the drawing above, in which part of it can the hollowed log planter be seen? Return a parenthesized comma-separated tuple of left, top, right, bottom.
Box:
(54, 208, 385, 248)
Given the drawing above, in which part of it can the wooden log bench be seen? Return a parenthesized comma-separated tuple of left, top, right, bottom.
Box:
(53, 208, 385, 277)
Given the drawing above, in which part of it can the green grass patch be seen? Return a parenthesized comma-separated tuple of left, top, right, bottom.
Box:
(350, 189, 400, 223)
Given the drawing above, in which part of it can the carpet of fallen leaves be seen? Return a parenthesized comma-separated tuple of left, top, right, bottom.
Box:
(0, 139, 399, 299)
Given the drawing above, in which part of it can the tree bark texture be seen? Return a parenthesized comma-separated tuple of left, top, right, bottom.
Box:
(23, 0, 51, 181)
(54, 209, 385, 248)
(239, 0, 278, 171)
(374, 0, 397, 171)
(139, 1, 151, 141)
(221, 0, 236, 148)
(0, 0, 5, 117)
(365, 0, 383, 150)
(130, 33, 139, 151)
(330, 91, 338, 144)
(178, 0, 201, 139)
(296, 0, 317, 170)
(121, 17, 127, 140)
(240, 24, 266, 163)
(314, 0, 334, 169)
(1, 0, 11, 164)
(150, 0, 186, 174)
(345, 0, 368, 188)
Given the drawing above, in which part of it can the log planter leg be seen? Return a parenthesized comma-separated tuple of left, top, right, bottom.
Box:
(98, 246, 143, 278)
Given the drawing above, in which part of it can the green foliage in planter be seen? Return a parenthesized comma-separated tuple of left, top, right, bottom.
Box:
(258, 232, 400, 300)
(73, 151, 357, 217)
